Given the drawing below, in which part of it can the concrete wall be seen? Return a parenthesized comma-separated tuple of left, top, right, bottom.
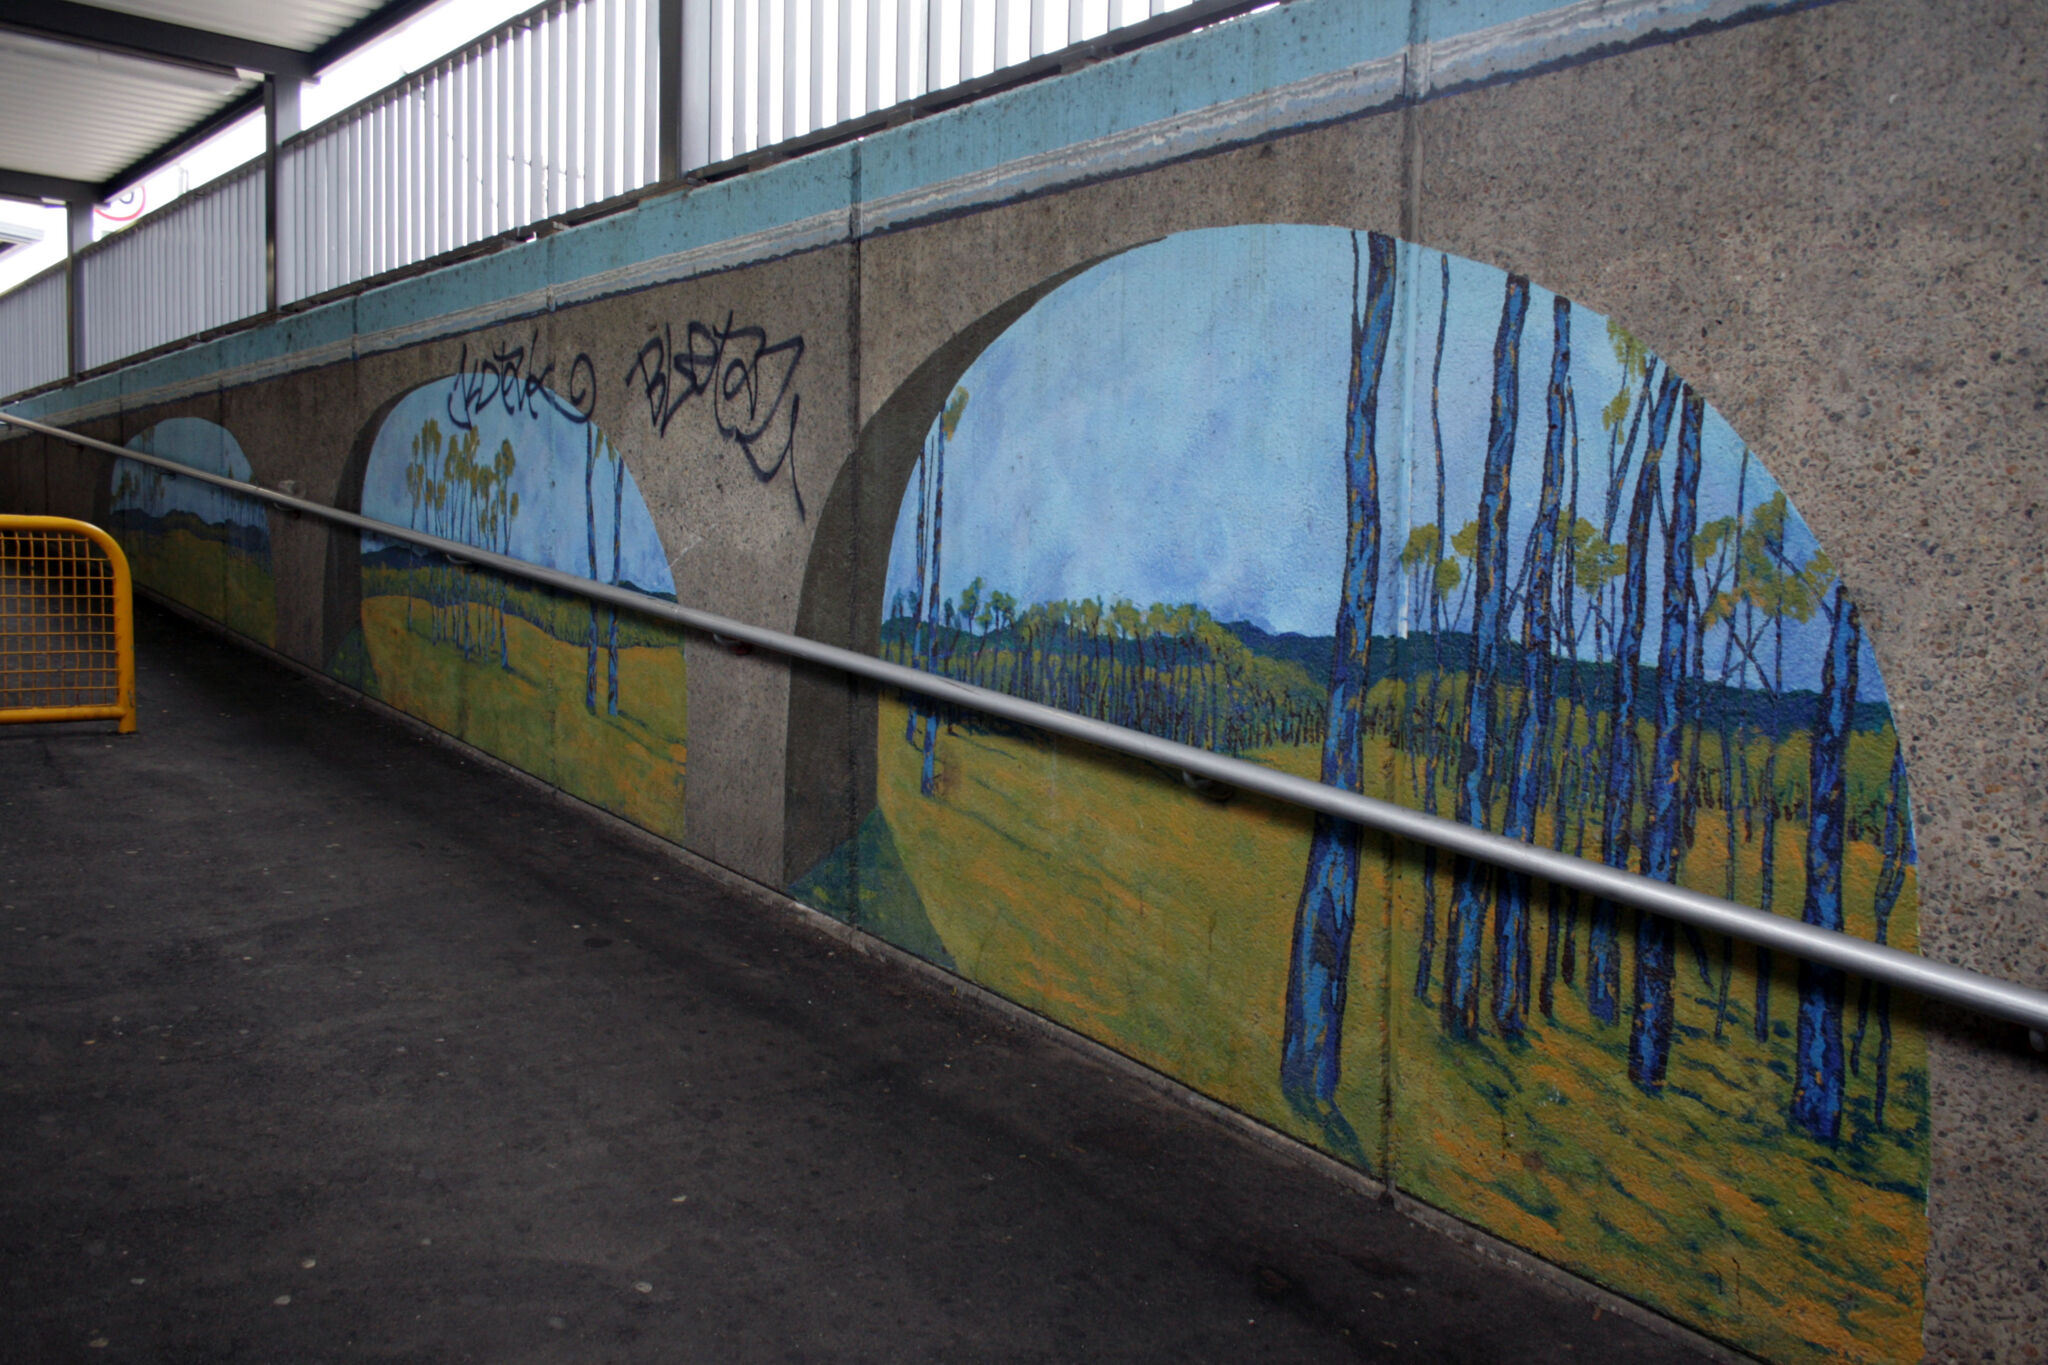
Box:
(6, 1, 2042, 1359)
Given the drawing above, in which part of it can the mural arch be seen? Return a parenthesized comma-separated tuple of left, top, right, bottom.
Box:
(327, 373, 690, 843)
(787, 224, 1928, 1365)
(111, 417, 276, 647)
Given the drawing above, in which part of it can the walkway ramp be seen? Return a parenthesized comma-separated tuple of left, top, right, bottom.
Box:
(0, 602, 1725, 1364)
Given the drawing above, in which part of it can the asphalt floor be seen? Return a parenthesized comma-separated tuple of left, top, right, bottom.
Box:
(0, 599, 1729, 1364)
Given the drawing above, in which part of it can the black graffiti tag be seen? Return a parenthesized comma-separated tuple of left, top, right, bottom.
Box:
(446, 331, 596, 431)
(626, 313, 805, 520)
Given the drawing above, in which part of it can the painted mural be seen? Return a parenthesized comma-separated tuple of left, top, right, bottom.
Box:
(110, 418, 276, 646)
(346, 376, 688, 842)
(793, 226, 1927, 1364)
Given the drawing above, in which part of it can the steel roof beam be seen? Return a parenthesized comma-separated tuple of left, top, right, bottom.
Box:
(0, 1, 317, 79)
(0, 168, 100, 206)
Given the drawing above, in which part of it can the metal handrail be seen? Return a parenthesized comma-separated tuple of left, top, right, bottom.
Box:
(7, 407, 2046, 1036)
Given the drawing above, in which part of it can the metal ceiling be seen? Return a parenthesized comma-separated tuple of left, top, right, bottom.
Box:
(0, 0, 439, 204)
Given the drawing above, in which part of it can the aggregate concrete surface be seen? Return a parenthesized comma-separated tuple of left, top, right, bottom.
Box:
(1, 602, 1727, 1364)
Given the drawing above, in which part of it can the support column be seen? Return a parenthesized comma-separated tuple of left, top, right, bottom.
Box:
(264, 75, 302, 313)
(65, 200, 91, 378)
(659, 0, 684, 182)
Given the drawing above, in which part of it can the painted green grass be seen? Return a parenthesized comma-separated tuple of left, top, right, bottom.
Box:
(867, 696, 1391, 1170)
(851, 694, 1927, 1365)
(116, 527, 275, 647)
(361, 593, 687, 842)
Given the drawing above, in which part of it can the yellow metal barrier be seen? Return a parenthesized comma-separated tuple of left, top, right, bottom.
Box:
(0, 516, 136, 734)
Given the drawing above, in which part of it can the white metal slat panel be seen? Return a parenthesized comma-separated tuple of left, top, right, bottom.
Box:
(524, 18, 543, 221)
(480, 39, 496, 237)
(582, 1, 600, 205)
(681, 0, 710, 169)
(565, 2, 581, 209)
(758, 0, 773, 143)
(416, 84, 431, 265)
(463, 57, 480, 246)
(785, 0, 799, 142)
(865, 0, 880, 116)
(500, 30, 518, 223)
(499, 33, 515, 230)
(489, 34, 507, 234)
(245, 168, 264, 318)
(640, 0, 658, 185)
(419, 76, 433, 258)
(513, 26, 530, 229)
(837, 0, 853, 122)
(446, 67, 464, 252)
(283, 144, 301, 302)
(710, 0, 727, 161)
(435, 66, 452, 256)
(732, 0, 749, 157)
(598, 0, 614, 197)
(1029, 0, 1044, 56)
(312, 131, 328, 294)
(219, 177, 235, 320)
(203, 186, 219, 326)
(895, 0, 912, 101)
(347, 118, 362, 287)
(381, 98, 397, 275)
(811, 0, 826, 137)
(449, 59, 464, 248)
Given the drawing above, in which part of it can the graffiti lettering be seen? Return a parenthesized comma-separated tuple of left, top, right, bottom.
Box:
(626, 314, 805, 519)
(446, 331, 596, 431)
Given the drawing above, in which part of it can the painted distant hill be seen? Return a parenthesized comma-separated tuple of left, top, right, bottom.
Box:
(106, 507, 269, 556)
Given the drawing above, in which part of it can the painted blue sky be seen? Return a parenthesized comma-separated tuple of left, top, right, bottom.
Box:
(116, 418, 268, 532)
(885, 226, 1886, 699)
(361, 379, 675, 596)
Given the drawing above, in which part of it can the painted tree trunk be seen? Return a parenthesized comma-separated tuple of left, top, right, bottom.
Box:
(584, 428, 600, 714)
(607, 448, 623, 716)
(1589, 372, 1681, 1024)
(1495, 294, 1570, 1036)
(1850, 747, 1910, 1124)
(1280, 231, 1395, 1118)
(907, 444, 930, 745)
(920, 429, 948, 798)
(1444, 271, 1529, 1038)
(1415, 254, 1451, 1005)
(1791, 584, 1860, 1142)
(1629, 388, 1703, 1091)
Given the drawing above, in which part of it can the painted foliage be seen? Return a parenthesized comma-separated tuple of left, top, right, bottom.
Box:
(352, 379, 688, 842)
(794, 226, 1926, 1364)
(110, 418, 276, 646)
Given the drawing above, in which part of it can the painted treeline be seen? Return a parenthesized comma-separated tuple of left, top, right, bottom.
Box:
(803, 225, 1928, 1364)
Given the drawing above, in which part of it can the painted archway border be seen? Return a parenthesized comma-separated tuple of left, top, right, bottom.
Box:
(788, 225, 1928, 1365)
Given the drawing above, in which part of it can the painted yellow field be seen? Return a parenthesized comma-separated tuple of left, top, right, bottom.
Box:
(872, 696, 1927, 1365)
(361, 594, 687, 842)
(118, 527, 276, 648)
(876, 697, 1393, 1164)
